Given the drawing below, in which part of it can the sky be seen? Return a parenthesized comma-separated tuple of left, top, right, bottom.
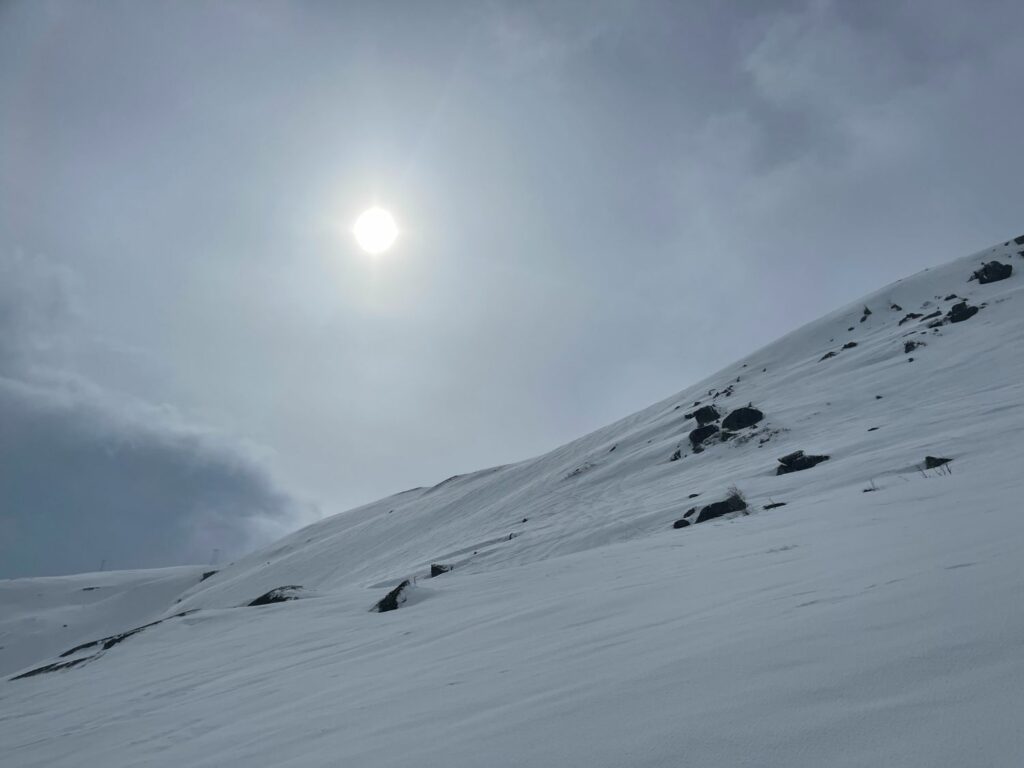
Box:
(1, 0, 1022, 578)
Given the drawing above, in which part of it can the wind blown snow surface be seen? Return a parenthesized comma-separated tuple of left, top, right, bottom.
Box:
(3, 238, 1024, 766)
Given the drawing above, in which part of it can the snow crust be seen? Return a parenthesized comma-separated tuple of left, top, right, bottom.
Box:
(2, 238, 1023, 766)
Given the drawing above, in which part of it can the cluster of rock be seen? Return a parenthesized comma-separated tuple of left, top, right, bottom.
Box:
(682, 404, 765, 453)
(928, 301, 980, 327)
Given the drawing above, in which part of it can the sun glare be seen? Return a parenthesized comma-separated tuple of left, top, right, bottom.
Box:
(353, 207, 399, 254)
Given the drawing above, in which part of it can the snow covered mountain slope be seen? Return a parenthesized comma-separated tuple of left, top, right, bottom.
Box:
(0, 565, 209, 677)
(2, 237, 1023, 767)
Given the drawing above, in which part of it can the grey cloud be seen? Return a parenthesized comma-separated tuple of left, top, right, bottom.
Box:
(0, 249, 315, 578)
(0, 250, 75, 370)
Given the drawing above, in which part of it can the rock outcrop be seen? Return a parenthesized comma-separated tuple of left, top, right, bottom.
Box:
(971, 261, 1012, 284)
(776, 450, 830, 475)
(376, 580, 411, 613)
(248, 586, 304, 607)
(722, 407, 764, 431)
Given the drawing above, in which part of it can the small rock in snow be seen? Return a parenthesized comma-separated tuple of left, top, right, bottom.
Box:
(376, 581, 410, 613)
(248, 586, 304, 607)
(692, 404, 721, 426)
(776, 451, 830, 475)
(689, 424, 719, 449)
(947, 302, 979, 324)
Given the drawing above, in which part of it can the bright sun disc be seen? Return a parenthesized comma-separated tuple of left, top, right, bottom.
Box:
(353, 207, 399, 254)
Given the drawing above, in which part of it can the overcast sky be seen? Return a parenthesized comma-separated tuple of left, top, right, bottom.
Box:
(2, 0, 1022, 577)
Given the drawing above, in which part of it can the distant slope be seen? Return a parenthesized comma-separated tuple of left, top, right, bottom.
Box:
(0, 566, 208, 676)
(2, 236, 1023, 768)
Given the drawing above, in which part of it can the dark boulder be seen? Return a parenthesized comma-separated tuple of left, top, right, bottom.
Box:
(248, 586, 303, 607)
(670, 448, 682, 462)
(947, 302, 979, 323)
(776, 450, 830, 475)
(924, 456, 952, 469)
(890, 303, 903, 311)
(200, 570, 218, 582)
(1014, 234, 1024, 245)
(689, 424, 719, 448)
(764, 502, 787, 510)
(842, 341, 858, 349)
(971, 261, 1012, 284)
(430, 564, 452, 578)
(722, 406, 764, 430)
(860, 306, 873, 323)
(673, 493, 747, 529)
(898, 312, 923, 325)
(820, 351, 837, 361)
(696, 491, 747, 523)
(376, 580, 410, 613)
(692, 404, 721, 426)
(904, 340, 924, 354)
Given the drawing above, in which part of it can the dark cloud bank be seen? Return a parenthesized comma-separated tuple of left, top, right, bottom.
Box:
(0, 251, 313, 578)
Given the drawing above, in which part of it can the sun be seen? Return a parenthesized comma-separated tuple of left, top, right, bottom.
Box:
(352, 207, 399, 254)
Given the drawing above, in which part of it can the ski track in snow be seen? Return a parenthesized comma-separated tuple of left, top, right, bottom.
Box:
(2, 238, 1024, 766)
